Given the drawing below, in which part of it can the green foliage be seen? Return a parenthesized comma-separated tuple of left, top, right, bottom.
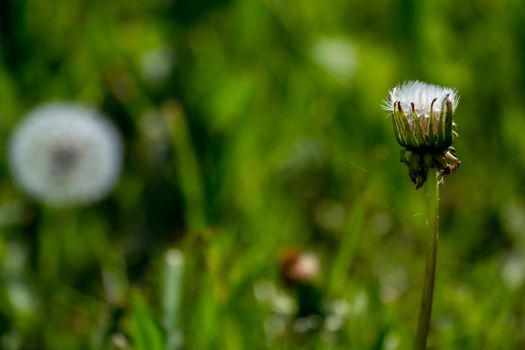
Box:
(0, 0, 525, 349)
(129, 292, 164, 350)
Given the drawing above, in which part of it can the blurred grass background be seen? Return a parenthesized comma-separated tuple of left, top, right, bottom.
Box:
(1, 0, 525, 349)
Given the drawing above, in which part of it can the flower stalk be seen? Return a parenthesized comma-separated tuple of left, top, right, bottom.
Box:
(413, 170, 439, 350)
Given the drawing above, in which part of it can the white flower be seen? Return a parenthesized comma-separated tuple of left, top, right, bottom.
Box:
(9, 103, 123, 207)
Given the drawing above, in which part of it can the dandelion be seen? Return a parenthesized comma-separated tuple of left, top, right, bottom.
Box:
(384, 81, 460, 188)
(384, 81, 461, 350)
(9, 103, 123, 207)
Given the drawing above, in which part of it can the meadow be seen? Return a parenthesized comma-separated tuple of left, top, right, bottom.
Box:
(1, 0, 525, 349)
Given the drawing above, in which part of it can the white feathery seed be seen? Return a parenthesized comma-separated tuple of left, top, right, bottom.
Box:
(9, 103, 123, 207)
(383, 81, 458, 121)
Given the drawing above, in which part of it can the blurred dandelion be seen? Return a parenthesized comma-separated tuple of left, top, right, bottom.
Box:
(9, 103, 123, 207)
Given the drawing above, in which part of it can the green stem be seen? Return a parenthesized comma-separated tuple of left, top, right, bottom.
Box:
(414, 171, 440, 350)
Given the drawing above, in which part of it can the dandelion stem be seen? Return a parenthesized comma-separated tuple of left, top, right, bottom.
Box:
(414, 170, 439, 350)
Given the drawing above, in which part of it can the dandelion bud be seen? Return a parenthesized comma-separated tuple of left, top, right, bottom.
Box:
(384, 81, 461, 188)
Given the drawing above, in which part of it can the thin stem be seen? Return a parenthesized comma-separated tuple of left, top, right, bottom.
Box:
(414, 170, 440, 350)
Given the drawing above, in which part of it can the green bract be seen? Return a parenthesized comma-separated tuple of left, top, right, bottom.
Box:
(391, 98, 454, 152)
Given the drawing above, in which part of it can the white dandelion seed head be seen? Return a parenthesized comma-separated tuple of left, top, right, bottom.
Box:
(384, 81, 461, 187)
(383, 81, 459, 121)
(9, 103, 123, 207)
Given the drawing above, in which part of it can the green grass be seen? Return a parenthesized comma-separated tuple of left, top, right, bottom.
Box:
(0, 0, 525, 348)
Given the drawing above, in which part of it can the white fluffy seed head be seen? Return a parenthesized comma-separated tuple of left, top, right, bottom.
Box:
(383, 81, 459, 120)
(9, 103, 123, 207)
